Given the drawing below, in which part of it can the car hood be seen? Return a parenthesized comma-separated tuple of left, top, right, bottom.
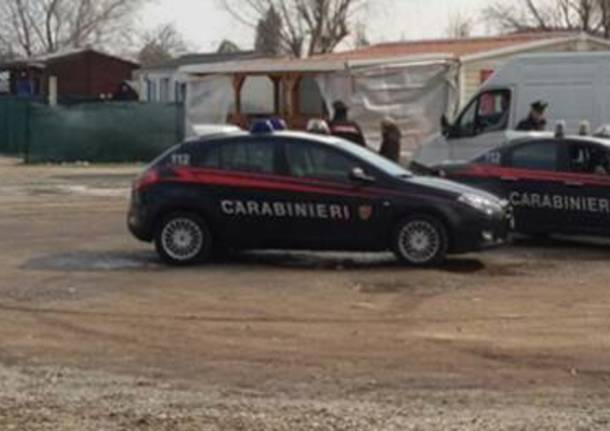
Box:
(403, 175, 503, 202)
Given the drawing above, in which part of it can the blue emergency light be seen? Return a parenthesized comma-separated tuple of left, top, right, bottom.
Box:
(269, 117, 287, 131)
(250, 120, 275, 134)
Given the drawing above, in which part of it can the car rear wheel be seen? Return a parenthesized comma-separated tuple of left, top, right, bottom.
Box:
(155, 212, 212, 265)
(393, 215, 448, 266)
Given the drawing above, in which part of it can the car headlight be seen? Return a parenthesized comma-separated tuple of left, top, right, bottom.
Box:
(458, 193, 504, 216)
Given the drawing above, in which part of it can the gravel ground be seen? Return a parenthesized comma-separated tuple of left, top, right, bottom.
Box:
(2, 364, 610, 431)
(2, 157, 610, 430)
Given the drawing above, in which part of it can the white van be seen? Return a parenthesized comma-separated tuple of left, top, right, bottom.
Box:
(414, 51, 610, 165)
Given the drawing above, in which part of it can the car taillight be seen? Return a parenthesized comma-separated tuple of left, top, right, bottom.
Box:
(134, 168, 160, 191)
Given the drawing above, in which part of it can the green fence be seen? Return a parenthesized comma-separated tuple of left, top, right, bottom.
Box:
(0, 97, 29, 155)
(0, 98, 184, 163)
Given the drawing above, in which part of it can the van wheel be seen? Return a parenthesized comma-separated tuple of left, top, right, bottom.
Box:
(393, 215, 448, 266)
(155, 212, 212, 265)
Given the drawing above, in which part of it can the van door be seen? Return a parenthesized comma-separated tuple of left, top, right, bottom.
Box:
(447, 89, 512, 161)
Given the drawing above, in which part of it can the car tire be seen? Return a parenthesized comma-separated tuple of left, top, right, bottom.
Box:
(155, 212, 212, 266)
(393, 215, 448, 267)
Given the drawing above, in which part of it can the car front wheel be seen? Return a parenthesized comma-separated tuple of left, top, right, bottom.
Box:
(393, 215, 448, 266)
(155, 212, 212, 265)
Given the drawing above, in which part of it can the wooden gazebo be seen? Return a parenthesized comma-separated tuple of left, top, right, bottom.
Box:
(181, 57, 349, 129)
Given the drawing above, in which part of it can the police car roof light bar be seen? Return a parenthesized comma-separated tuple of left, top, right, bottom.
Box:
(269, 117, 287, 131)
(250, 120, 275, 134)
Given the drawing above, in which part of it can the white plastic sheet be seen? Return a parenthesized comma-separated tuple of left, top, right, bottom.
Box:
(316, 59, 459, 158)
(185, 75, 234, 137)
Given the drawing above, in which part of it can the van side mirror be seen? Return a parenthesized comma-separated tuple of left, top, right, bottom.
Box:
(349, 167, 375, 184)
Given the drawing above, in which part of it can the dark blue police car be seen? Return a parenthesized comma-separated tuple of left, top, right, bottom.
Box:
(128, 124, 510, 266)
(434, 133, 610, 237)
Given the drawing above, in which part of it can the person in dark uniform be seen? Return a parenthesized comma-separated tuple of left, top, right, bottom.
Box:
(516, 100, 548, 131)
(379, 117, 402, 163)
(329, 101, 367, 147)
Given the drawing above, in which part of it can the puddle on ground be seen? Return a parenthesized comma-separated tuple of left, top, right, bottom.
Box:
(0, 184, 129, 198)
(23, 250, 489, 274)
(220, 251, 486, 273)
(23, 251, 160, 272)
(228, 251, 399, 270)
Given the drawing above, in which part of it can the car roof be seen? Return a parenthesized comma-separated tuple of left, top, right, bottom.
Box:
(506, 134, 610, 149)
(186, 130, 353, 149)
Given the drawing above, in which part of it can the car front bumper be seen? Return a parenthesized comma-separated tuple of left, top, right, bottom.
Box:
(449, 208, 512, 254)
(127, 191, 155, 242)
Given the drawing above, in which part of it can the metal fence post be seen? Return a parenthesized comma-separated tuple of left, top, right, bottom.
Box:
(24, 101, 31, 164)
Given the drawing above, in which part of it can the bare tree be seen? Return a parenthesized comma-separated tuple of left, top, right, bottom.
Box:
(484, 0, 610, 37)
(138, 24, 188, 67)
(446, 11, 473, 38)
(217, 40, 241, 53)
(353, 21, 369, 48)
(255, 6, 283, 56)
(221, 0, 367, 58)
(0, 0, 150, 58)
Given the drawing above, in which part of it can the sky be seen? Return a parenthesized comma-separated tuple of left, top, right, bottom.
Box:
(140, 0, 490, 53)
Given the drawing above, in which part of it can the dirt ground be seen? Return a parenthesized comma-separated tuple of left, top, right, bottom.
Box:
(2, 156, 610, 430)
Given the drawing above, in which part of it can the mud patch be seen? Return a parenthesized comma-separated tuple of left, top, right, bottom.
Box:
(23, 251, 160, 272)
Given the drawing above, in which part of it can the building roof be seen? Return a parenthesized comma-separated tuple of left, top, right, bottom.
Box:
(0, 47, 139, 70)
(180, 53, 454, 75)
(316, 32, 601, 62)
(142, 51, 260, 72)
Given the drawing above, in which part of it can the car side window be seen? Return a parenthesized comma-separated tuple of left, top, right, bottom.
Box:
(566, 141, 610, 176)
(198, 140, 275, 174)
(507, 140, 558, 171)
(285, 142, 357, 183)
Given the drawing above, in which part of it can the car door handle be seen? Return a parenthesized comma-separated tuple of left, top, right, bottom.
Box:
(564, 180, 583, 187)
(500, 176, 519, 182)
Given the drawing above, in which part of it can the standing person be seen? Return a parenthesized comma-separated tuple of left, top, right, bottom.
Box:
(516, 100, 548, 131)
(329, 101, 367, 147)
(379, 118, 402, 163)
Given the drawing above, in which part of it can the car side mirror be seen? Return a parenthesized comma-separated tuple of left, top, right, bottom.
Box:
(349, 167, 376, 184)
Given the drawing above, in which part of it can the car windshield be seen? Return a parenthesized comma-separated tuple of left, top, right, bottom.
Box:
(303, 134, 413, 177)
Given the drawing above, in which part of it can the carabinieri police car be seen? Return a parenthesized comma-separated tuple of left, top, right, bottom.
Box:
(433, 133, 610, 237)
(128, 122, 510, 267)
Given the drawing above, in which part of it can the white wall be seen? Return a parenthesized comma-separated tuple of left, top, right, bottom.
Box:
(137, 70, 186, 103)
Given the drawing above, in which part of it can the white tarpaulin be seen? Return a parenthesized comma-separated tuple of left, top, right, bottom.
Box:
(185, 75, 234, 137)
(316, 59, 459, 158)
